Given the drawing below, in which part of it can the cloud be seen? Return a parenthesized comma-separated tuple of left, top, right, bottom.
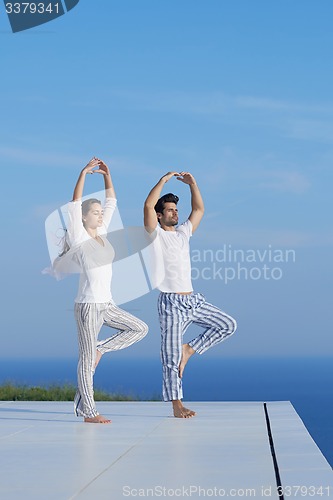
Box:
(105, 89, 333, 145)
(257, 170, 311, 194)
(287, 118, 333, 143)
(235, 96, 292, 112)
(235, 96, 333, 115)
(108, 89, 230, 115)
(0, 145, 83, 168)
(197, 148, 312, 196)
(0, 146, 155, 176)
(107, 88, 333, 117)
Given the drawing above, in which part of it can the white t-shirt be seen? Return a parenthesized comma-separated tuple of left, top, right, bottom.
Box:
(155, 219, 193, 293)
(65, 197, 117, 303)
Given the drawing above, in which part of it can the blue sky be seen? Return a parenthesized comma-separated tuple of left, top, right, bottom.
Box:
(0, 1, 332, 360)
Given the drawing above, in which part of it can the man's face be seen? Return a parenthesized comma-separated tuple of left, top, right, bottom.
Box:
(158, 202, 178, 227)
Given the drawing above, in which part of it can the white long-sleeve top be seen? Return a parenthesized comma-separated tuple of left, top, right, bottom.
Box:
(65, 197, 117, 303)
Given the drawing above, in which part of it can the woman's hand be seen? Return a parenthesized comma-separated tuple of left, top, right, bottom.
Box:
(93, 158, 110, 176)
(82, 157, 101, 175)
(73, 157, 114, 201)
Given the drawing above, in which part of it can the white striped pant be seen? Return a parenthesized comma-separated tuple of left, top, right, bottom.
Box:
(74, 302, 148, 418)
(158, 292, 237, 402)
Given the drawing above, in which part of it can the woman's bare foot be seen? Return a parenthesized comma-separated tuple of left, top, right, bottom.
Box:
(179, 344, 195, 378)
(84, 414, 111, 424)
(172, 400, 196, 418)
(95, 350, 102, 369)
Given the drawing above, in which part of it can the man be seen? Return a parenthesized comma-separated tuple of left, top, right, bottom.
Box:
(144, 171, 237, 418)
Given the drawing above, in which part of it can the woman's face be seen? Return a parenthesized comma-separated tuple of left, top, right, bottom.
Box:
(83, 203, 103, 229)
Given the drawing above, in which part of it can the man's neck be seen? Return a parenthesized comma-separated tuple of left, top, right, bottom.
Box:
(160, 224, 176, 232)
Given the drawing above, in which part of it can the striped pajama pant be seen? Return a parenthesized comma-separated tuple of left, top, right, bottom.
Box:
(74, 302, 148, 418)
(158, 292, 237, 402)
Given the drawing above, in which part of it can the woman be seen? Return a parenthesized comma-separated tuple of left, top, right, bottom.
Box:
(64, 157, 148, 423)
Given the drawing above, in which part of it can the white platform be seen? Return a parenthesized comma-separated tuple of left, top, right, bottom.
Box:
(0, 401, 331, 499)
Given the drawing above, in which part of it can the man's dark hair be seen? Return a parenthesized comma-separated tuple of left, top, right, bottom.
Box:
(154, 193, 179, 214)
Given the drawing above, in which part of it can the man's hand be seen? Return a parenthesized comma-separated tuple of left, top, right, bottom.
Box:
(176, 172, 196, 185)
(144, 172, 179, 233)
(161, 171, 180, 183)
(176, 171, 204, 233)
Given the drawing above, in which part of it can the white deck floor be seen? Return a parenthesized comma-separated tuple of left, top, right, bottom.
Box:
(0, 401, 332, 499)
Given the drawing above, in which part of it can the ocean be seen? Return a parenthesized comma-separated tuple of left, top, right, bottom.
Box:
(0, 356, 332, 468)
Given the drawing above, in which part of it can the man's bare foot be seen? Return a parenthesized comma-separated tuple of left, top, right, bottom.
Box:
(95, 350, 102, 369)
(179, 344, 195, 378)
(172, 400, 196, 418)
(84, 414, 111, 424)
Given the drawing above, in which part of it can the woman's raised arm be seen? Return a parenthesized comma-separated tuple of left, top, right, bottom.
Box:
(72, 158, 100, 201)
(93, 158, 116, 199)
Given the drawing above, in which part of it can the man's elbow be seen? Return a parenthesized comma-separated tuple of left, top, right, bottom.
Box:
(144, 200, 155, 211)
(195, 207, 205, 216)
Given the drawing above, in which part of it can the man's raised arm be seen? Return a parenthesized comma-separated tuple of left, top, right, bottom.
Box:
(177, 172, 204, 233)
(144, 171, 179, 233)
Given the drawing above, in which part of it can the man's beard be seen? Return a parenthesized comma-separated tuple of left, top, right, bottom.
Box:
(165, 219, 178, 227)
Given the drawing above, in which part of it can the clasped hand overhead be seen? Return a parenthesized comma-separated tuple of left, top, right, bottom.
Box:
(83, 157, 110, 176)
